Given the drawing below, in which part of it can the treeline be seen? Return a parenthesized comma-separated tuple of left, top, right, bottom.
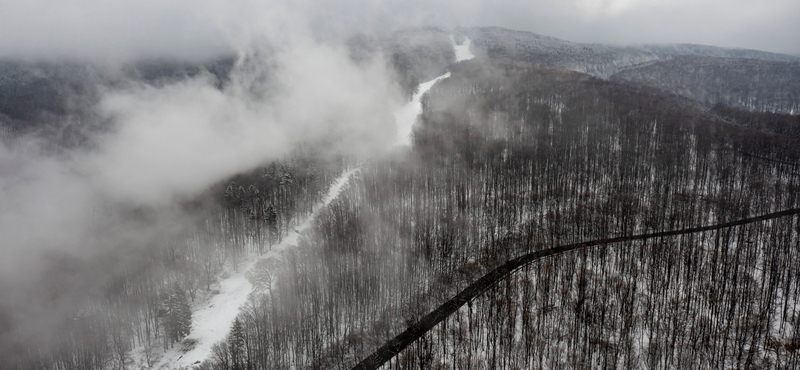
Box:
(2, 145, 347, 370)
(202, 59, 800, 369)
(465, 27, 660, 79)
(611, 55, 800, 115)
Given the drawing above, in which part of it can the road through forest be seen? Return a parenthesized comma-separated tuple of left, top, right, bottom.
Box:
(352, 207, 800, 370)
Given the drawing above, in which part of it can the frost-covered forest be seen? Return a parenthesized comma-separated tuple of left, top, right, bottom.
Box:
(191, 58, 800, 370)
(611, 56, 800, 115)
(1, 144, 353, 369)
(2, 24, 800, 370)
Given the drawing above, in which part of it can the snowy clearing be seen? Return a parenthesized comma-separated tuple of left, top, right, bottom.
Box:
(130, 168, 359, 370)
(392, 72, 450, 147)
(451, 35, 475, 62)
(136, 32, 472, 370)
(392, 35, 473, 147)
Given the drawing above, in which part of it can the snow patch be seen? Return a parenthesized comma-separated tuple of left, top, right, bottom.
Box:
(156, 258, 257, 369)
(450, 35, 475, 62)
(130, 168, 359, 369)
(393, 72, 450, 147)
(392, 35, 474, 147)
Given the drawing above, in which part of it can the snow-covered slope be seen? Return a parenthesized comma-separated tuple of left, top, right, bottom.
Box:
(134, 33, 472, 370)
(129, 168, 359, 370)
(393, 35, 474, 147)
(451, 35, 475, 62)
(146, 260, 257, 369)
(467, 26, 659, 78)
(393, 72, 450, 147)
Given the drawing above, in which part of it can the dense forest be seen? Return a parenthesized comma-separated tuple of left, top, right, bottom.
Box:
(0, 142, 353, 369)
(2, 26, 800, 370)
(612, 56, 800, 114)
(198, 59, 800, 369)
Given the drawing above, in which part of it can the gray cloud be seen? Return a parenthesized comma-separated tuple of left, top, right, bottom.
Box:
(1, 0, 797, 63)
(473, 0, 800, 55)
(0, 0, 399, 315)
(86, 44, 397, 206)
(0, 0, 231, 63)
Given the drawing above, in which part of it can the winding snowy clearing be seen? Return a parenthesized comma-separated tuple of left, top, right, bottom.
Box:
(393, 35, 474, 147)
(130, 168, 359, 370)
(392, 72, 451, 147)
(136, 33, 474, 370)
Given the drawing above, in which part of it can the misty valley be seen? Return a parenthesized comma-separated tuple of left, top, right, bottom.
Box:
(2, 26, 800, 370)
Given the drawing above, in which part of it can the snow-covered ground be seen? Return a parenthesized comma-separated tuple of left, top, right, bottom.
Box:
(129, 168, 359, 370)
(393, 35, 474, 147)
(133, 33, 474, 370)
(451, 35, 475, 62)
(392, 72, 451, 147)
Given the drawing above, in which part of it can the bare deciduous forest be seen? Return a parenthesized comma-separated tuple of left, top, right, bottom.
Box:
(1, 25, 800, 370)
(200, 61, 800, 369)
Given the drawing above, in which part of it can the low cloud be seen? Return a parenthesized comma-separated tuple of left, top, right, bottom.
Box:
(87, 42, 397, 206)
(0, 1, 401, 352)
(1, 24, 400, 274)
(3, 0, 797, 63)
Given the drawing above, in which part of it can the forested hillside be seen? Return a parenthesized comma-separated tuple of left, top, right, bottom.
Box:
(0, 143, 353, 370)
(465, 27, 800, 116)
(465, 27, 660, 78)
(199, 58, 800, 369)
(348, 29, 455, 99)
(2, 25, 800, 370)
(611, 55, 800, 114)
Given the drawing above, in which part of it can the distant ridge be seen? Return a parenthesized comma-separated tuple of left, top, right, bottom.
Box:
(635, 43, 800, 62)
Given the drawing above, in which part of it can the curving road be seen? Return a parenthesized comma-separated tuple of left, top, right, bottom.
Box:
(351, 207, 800, 370)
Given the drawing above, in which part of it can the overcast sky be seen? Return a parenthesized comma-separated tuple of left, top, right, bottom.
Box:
(0, 0, 797, 63)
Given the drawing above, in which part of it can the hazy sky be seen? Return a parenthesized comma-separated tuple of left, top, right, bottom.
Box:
(0, 0, 798, 62)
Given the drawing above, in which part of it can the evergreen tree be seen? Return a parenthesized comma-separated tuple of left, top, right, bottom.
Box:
(164, 283, 192, 346)
(228, 318, 246, 370)
(306, 162, 320, 211)
(224, 182, 242, 208)
(265, 203, 278, 247)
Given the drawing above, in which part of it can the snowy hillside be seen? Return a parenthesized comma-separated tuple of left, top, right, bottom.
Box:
(128, 168, 360, 369)
(466, 26, 660, 78)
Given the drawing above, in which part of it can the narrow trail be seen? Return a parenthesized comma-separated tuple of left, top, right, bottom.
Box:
(392, 72, 450, 147)
(351, 207, 800, 370)
(131, 169, 359, 370)
(143, 35, 476, 369)
(393, 35, 474, 147)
